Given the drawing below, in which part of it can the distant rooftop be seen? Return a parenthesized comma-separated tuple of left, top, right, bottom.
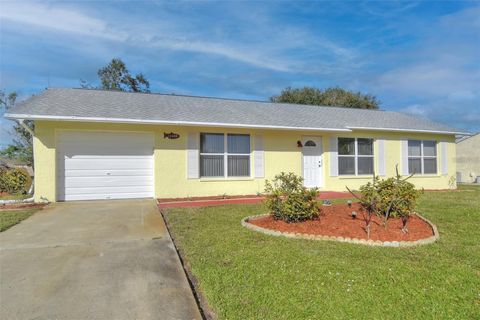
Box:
(456, 132, 479, 143)
(4, 88, 468, 135)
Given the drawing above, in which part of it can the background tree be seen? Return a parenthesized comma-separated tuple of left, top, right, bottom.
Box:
(271, 86, 380, 109)
(82, 58, 150, 93)
(0, 90, 33, 166)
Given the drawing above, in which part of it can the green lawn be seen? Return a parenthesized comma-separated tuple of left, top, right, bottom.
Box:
(0, 209, 38, 232)
(164, 185, 480, 320)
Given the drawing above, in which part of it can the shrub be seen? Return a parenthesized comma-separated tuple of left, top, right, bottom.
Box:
(375, 174, 422, 232)
(347, 166, 422, 234)
(0, 167, 30, 194)
(264, 172, 320, 223)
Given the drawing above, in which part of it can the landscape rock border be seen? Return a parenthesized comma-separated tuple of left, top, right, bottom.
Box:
(241, 213, 439, 247)
(0, 197, 34, 205)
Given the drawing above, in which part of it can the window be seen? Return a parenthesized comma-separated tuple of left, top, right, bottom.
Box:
(408, 140, 437, 174)
(304, 140, 316, 147)
(200, 133, 224, 177)
(200, 133, 250, 177)
(338, 138, 374, 175)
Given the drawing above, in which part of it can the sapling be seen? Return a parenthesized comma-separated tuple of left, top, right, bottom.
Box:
(349, 165, 422, 235)
(346, 174, 380, 239)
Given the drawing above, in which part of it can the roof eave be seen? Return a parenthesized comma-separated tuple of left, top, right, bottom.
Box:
(5, 113, 467, 136)
(3, 113, 352, 132)
(347, 126, 470, 136)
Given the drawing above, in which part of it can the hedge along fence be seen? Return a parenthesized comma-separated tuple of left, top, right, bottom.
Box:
(0, 167, 32, 194)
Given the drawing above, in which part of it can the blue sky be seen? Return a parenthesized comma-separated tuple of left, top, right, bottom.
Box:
(1, 0, 479, 145)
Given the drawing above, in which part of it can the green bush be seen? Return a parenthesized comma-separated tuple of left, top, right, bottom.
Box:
(349, 166, 422, 233)
(0, 167, 30, 194)
(375, 175, 422, 231)
(264, 172, 320, 223)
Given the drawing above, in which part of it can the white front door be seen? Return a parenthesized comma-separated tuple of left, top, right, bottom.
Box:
(302, 136, 323, 188)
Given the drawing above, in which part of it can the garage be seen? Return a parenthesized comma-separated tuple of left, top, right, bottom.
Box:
(56, 131, 154, 201)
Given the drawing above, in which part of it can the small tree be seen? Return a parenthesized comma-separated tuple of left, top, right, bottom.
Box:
(81, 58, 150, 93)
(0, 91, 34, 166)
(347, 166, 422, 235)
(347, 175, 380, 239)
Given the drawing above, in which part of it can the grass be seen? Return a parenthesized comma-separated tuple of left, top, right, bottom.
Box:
(0, 209, 39, 232)
(164, 185, 480, 320)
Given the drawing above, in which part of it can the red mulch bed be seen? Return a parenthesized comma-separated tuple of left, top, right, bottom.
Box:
(250, 203, 434, 242)
(158, 191, 355, 209)
(0, 203, 48, 210)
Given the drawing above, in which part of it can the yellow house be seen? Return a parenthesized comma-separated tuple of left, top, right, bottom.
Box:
(5, 88, 469, 202)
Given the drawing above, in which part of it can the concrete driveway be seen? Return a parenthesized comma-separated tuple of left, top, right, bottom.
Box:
(0, 200, 201, 320)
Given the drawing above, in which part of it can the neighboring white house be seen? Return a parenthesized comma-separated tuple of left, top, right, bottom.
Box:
(456, 133, 480, 183)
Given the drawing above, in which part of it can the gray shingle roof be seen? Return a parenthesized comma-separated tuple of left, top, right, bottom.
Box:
(5, 88, 466, 134)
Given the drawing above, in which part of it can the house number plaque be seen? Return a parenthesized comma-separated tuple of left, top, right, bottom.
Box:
(164, 132, 180, 139)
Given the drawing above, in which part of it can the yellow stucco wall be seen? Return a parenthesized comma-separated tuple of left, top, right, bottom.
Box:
(323, 131, 457, 191)
(33, 120, 457, 202)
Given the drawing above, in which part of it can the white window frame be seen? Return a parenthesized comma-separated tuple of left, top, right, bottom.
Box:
(200, 133, 251, 178)
(408, 140, 437, 175)
(338, 137, 374, 176)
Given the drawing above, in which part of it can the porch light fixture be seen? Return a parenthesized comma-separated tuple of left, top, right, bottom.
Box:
(297, 140, 303, 148)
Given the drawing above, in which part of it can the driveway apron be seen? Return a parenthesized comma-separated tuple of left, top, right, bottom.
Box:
(0, 199, 201, 320)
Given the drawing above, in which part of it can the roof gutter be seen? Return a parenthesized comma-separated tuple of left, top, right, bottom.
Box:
(346, 126, 471, 136)
(3, 113, 352, 132)
(4, 114, 468, 136)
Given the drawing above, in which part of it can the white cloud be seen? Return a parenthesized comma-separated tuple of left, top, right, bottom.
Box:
(371, 6, 480, 99)
(376, 64, 480, 96)
(0, 2, 123, 41)
(360, 1, 420, 17)
(399, 98, 479, 132)
(0, 2, 291, 71)
(401, 104, 427, 117)
(362, 5, 480, 132)
(146, 37, 293, 72)
(0, 1, 355, 73)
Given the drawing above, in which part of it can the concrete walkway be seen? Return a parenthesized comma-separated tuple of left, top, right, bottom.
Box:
(158, 191, 354, 209)
(0, 199, 201, 320)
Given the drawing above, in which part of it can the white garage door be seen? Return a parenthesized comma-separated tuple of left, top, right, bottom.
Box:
(57, 131, 154, 201)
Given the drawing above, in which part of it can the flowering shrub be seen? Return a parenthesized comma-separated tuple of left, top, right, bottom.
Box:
(264, 172, 320, 223)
